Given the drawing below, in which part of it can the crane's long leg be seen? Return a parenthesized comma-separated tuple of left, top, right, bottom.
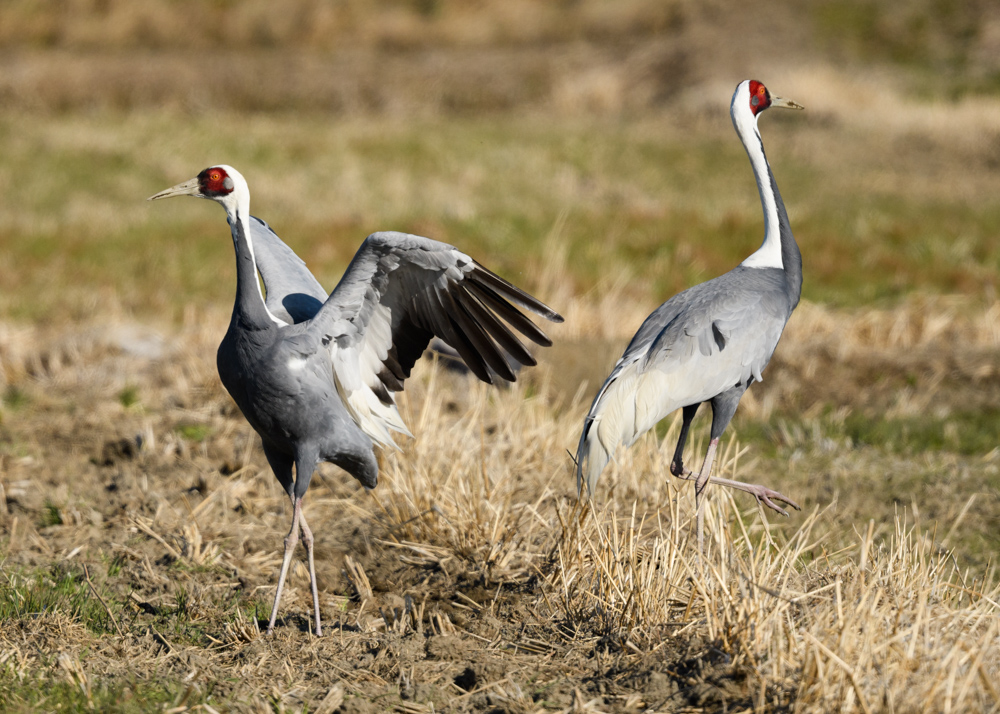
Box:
(267, 497, 303, 635)
(296, 509, 323, 637)
(693, 438, 720, 553)
(669, 404, 700, 477)
(669, 391, 800, 552)
(665, 403, 716, 552)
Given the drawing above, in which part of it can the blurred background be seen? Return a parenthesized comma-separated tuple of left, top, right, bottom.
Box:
(1, 1, 999, 540)
(0, 0, 998, 325)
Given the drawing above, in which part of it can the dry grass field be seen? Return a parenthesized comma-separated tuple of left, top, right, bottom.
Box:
(1, 1, 1000, 712)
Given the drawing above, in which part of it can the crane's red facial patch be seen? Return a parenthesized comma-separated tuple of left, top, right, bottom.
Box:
(748, 80, 771, 116)
(198, 167, 234, 197)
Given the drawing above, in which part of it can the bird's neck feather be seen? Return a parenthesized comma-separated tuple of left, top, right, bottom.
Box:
(737, 117, 782, 270)
(735, 113, 802, 302)
(227, 207, 282, 331)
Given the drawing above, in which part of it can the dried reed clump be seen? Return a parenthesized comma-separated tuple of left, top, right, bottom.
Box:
(786, 297, 1000, 357)
(373, 372, 570, 581)
(550, 489, 1000, 711)
(0, 290, 998, 709)
(748, 296, 1000, 422)
(367, 365, 1000, 711)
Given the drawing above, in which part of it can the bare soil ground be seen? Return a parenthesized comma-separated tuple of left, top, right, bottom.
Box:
(0, 292, 998, 712)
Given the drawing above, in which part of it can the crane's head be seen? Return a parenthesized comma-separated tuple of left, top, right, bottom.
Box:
(147, 165, 249, 214)
(733, 79, 804, 120)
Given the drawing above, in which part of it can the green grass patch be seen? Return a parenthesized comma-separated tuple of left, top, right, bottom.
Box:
(40, 501, 63, 527)
(814, 0, 987, 96)
(0, 676, 213, 714)
(731, 409, 1000, 458)
(104, 553, 127, 578)
(2, 387, 30, 411)
(1, 112, 998, 324)
(117, 385, 140, 408)
(0, 565, 116, 635)
(175, 423, 211, 441)
(839, 410, 1000, 456)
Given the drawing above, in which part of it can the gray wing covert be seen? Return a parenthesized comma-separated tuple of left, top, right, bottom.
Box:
(249, 216, 327, 324)
(617, 287, 699, 366)
(640, 271, 791, 381)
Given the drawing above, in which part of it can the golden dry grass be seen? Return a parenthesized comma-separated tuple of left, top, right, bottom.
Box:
(1, 0, 996, 117)
(0, 281, 998, 711)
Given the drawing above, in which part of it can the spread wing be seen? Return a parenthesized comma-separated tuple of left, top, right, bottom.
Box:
(249, 215, 326, 325)
(309, 231, 563, 446)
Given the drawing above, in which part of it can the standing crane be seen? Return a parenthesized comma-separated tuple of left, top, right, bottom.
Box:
(149, 166, 562, 635)
(575, 80, 803, 551)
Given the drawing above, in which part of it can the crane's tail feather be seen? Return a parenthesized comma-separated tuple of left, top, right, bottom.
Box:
(575, 368, 640, 497)
(576, 417, 611, 497)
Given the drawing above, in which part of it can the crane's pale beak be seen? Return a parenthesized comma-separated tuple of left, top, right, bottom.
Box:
(147, 177, 203, 201)
(771, 96, 804, 110)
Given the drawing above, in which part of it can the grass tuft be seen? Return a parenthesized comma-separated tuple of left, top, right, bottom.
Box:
(175, 424, 211, 442)
(117, 385, 140, 408)
(0, 566, 115, 635)
(40, 502, 63, 528)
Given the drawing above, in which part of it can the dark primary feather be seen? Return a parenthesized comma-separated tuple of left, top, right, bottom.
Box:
(250, 222, 562, 394)
(311, 231, 563, 396)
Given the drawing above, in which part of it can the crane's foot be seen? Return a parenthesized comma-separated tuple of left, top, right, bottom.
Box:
(727, 480, 800, 517)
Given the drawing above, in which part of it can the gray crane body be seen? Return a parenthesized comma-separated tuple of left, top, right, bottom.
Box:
(217, 312, 378, 496)
(150, 166, 562, 635)
(576, 80, 803, 548)
(578, 266, 797, 491)
(219, 215, 378, 495)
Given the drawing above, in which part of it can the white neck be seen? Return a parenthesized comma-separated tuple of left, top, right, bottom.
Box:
(731, 83, 783, 270)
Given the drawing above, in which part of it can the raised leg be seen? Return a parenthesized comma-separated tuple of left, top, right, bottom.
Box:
(665, 386, 800, 552)
(267, 496, 302, 635)
(676, 389, 800, 552)
(297, 509, 323, 637)
(672, 470, 800, 515)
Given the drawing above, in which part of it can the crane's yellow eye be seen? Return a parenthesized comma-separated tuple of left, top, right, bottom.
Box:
(210, 172, 220, 181)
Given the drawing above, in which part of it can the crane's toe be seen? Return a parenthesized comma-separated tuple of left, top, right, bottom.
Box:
(754, 487, 800, 516)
